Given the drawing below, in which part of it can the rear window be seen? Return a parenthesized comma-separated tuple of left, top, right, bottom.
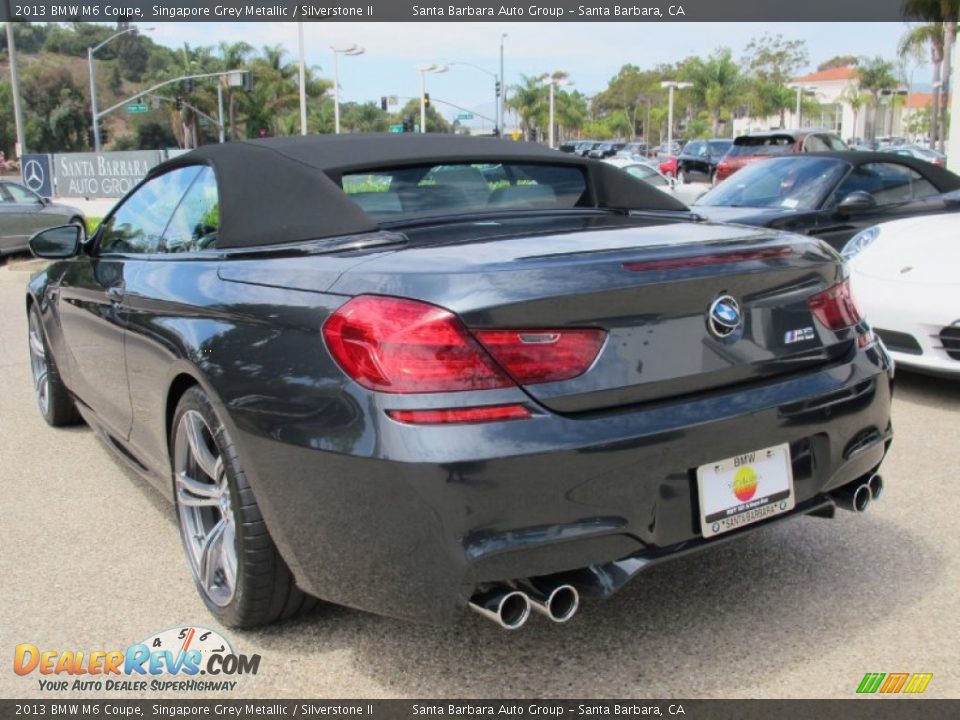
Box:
(340, 162, 589, 220)
(728, 135, 797, 157)
(708, 140, 733, 155)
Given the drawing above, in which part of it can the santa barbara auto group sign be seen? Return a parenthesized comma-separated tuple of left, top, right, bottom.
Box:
(52, 150, 163, 198)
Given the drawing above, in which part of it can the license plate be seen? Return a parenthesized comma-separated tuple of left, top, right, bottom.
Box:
(696, 443, 794, 538)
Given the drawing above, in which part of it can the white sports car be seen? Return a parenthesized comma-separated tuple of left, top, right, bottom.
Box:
(844, 213, 960, 377)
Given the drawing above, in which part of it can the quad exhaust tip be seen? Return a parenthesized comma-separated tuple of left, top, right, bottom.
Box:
(468, 588, 531, 630)
(519, 581, 580, 624)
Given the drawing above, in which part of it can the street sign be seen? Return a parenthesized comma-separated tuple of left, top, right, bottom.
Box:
(387, 95, 399, 107)
(456, 113, 474, 120)
(389, 124, 404, 133)
(126, 104, 149, 114)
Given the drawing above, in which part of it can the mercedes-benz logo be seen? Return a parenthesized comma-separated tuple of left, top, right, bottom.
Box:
(23, 159, 44, 192)
(707, 295, 742, 339)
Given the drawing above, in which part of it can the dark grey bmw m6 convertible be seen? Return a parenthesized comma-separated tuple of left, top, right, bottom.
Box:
(26, 135, 893, 629)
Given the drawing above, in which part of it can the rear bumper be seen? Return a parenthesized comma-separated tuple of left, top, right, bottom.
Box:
(228, 345, 893, 625)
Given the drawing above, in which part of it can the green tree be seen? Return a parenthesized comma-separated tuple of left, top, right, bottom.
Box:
(742, 33, 809, 127)
(817, 55, 860, 72)
(20, 64, 90, 152)
(506, 75, 548, 140)
(217, 41, 254, 140)
(396, 99, 450, 133)
(591, 64, 665, 140)
(901, 0, 958, 150)
(681, 48, 742, 136)
(841, 84, 869, 140)
(857, 56, 898, 141)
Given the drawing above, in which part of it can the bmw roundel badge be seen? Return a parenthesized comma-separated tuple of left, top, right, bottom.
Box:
(707, 295, 742, 339)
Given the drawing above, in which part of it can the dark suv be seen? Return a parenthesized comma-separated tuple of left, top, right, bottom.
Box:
(675, 139, 733, 184)
(715, 129, 847, 183)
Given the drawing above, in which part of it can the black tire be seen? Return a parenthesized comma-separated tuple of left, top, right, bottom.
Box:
(171, 386, 317, 628)
(28, 304, 81, 427)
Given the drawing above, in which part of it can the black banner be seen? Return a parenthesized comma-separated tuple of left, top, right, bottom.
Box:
(0, 0, 921, 23)
(1, 700, 959, 719)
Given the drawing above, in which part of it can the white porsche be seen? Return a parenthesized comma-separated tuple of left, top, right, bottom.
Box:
(844, 213, 960, 377)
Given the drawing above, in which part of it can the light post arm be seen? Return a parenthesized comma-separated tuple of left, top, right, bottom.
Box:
(97, 71, 243, 120)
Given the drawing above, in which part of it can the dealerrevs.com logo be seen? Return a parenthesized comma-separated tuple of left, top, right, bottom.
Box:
(13, 626, 260, 693)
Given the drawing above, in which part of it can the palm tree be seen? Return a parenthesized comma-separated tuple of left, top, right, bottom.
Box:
(506, 75, 547, 140)
(903, 1, 959, 151)
(857, 56, 898, 141)
(218, 41, 253, 139)
(841, 85, 869, 140)
(681, 49, 742, 136)
(899, 22, 944, 147)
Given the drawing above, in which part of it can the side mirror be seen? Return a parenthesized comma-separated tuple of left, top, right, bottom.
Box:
(29, 224, 83, 259)
(837, 191, 876, 213)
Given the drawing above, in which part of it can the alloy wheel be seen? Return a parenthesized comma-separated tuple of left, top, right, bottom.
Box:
(28, 311, 49, 416)
(174, 409, 238, 607)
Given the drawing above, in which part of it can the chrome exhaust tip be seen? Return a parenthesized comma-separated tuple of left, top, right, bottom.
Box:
(468, 588, 531, 630)
(520, 581, 580, 623)
(835, 482, 872, 513)
(868, 474, 883, 501)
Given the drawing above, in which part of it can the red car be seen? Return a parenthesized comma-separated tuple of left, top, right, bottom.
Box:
(659, 155, 678, 177)
(714, 129, 847, 183)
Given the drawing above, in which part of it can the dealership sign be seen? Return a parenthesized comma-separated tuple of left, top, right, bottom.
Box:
(51, 151, 163, 199)
(20, 154, 53, 198)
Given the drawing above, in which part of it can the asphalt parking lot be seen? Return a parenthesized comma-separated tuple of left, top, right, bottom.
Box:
(1, 266, 958, 699)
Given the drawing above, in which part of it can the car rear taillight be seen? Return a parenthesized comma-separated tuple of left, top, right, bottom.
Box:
(717, 161, 730, 175)
(472, 329, 606, 384)
(387, 404, 532, 425)
(807, 279, 863, 331)
(323, 295, 607, 393)
(323, 296, 513, 393)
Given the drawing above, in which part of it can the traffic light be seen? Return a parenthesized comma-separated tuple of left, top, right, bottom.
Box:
(242, 71, 254, 92)
(424, 93, 431, 108)
(380, 96, 387, 111)
(184, 78, 195, 93)
(495, 80, 501, 97)
(175, 96, 184, 110)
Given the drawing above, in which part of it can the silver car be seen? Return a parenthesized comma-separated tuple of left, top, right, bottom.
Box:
(0, 181, 85, 256)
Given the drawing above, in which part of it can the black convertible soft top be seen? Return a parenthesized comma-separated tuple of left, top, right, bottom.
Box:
(153, 134, 688, 249)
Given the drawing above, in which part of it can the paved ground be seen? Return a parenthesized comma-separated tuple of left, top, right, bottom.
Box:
(0, 267, 958, 700)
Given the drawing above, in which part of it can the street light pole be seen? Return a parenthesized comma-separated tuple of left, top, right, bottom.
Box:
(420, 71, 428, 133)
(548, 81, 555, 148)
(660, 80, 692, 155)
(87, 26, 153, 152)
(87, 45, 98, 152)
(416, 64, 447, 134)
(298, 22, 307, 136)
(540, 73, 572, 149)
(217, 82, 225, 143)
(6, 22, 26, 158)
(332, 45, 365, 134)
(500, 33, 507, 135)
(448, 62, 499, 134)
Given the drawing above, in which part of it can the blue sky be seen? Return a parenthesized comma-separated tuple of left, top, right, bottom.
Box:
(135, 22, 916, 122)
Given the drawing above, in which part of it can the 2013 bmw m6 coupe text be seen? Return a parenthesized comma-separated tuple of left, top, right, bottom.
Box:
(26, 135, 893, 630)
